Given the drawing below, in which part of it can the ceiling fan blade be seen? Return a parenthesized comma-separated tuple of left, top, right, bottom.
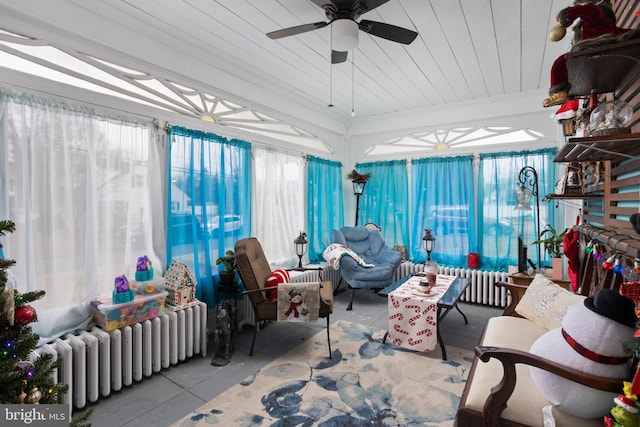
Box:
(310, 0, 334, 8)
(358, 0, 391, 14)
(331, 50, 348, 64)
(358, 19, 418, 44)
(266, 21, 329, 40)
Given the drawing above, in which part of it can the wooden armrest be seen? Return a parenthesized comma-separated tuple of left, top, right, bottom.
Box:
(475, 345, 624, 426)
(243, 286, 278, 295)
(243, 283, 325, 295)
(495, 281, 529, 317)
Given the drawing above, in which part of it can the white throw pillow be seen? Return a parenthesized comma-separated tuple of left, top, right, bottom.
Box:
(515, 274, 585, 330)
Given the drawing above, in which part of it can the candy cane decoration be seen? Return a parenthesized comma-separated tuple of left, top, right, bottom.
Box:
(390, 295, 400, 308)
(408, 337, 423, 346)
(389, 312, 404, 321)
(422, 304, 437, 314)
(393, 324, 409, 335)
(406, 304, 422, 313)
(408, 314, 422, 326)
(417, 328, 433, 337)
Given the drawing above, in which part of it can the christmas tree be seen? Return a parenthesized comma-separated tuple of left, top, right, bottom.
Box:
(0, 219, 91, 425)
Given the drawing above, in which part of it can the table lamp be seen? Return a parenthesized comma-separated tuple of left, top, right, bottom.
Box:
(294, 231, 308, 268)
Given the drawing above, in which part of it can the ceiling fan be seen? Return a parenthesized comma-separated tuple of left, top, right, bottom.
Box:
(266, 0, 418, 64)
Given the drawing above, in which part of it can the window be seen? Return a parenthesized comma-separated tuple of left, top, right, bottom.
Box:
(0, 90, 160, 342)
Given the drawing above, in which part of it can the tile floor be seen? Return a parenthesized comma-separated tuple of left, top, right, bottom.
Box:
(73, 286, 503, 427)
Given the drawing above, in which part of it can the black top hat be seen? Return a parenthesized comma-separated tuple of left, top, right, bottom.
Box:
(584, 289, 637, 328)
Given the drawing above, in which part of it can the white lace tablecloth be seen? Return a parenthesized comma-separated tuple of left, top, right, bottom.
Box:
(387, 274, 457, 352)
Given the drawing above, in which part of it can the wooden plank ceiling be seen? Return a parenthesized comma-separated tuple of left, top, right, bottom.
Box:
(0, 0, 572, 135)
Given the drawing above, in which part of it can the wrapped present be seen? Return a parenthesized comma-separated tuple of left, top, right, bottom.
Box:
(135, 255, 154, 281)
(113, 274, 134, 304)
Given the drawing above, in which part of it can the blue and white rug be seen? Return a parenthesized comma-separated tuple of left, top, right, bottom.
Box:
(174, 320, 473, 426)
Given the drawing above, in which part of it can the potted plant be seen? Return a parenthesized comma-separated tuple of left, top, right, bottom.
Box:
(531, 224, 568, 280)
(216, 250, 237, 289)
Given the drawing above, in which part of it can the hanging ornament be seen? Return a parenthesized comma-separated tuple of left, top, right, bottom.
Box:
(14, 305, 37, 326)
(26, 387, 42, 404)
(12, 360, 33, 372)
(614, 256, 625, 275)
(585, 241, 594, 254)
(1, 286, 15, 326)
(17, 390, 26, 404)
(593, 243, 602, 261)
(603, 255, 616, 271)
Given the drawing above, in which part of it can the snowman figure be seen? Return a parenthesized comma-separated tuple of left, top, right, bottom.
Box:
(529, 289, 637, 419)
(284, 288, 309, 322)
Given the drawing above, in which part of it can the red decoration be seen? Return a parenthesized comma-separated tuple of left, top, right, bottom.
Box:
(14, 305, 37, 326)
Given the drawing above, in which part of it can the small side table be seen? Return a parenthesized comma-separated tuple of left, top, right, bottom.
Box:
(211, 282, 240, 366)
(287, 266, 324, 281)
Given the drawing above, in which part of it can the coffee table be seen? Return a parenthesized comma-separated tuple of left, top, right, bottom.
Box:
(379, 274, 470, 360)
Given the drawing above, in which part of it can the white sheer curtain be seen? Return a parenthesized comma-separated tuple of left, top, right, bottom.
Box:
(0, 91, 162, 344)
(252, 147, 305, 267)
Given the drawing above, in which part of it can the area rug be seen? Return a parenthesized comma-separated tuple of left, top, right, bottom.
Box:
(173, 320, 473, 426)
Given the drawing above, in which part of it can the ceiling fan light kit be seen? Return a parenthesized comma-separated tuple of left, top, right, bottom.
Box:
(332, 19, 359, 52)
(266, 0, 417, 64)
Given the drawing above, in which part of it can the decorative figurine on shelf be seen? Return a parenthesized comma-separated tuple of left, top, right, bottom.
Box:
(604, 392, 639, 427)
(164, 260, 197, 308)
(135, 255, 154, 281)
(543, 0, 636, 108)
(112, 274, 134, 304)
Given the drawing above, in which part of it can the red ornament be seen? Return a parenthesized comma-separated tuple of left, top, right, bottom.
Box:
(14, 305, 37, 326)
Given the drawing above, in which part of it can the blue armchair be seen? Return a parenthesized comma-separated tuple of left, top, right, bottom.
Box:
(332, 226, 402, 310)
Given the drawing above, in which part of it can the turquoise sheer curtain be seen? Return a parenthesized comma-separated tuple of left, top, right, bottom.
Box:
(479, 148, 557, 271)
(356, 160, 409, 254)
(307, 156, 343, 263)
(167, 126, 251, 306)
(411, 155, 475, 266)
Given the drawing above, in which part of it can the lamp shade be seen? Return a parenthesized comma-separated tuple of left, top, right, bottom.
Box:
(423, 229, 435, 253)
(294, 231, 308, 256)
(353, 180, 366, 195)
(514, 185, 533, 211)
(332, 19, 359, 52)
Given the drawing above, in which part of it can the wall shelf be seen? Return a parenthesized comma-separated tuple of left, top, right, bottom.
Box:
(544, 193, 602, 201)
(567, 38, 640, 97)
(554, 132, 640, 163)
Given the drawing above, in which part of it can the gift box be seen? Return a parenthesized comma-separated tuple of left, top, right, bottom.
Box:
(135, 255, 154, 281)
(91, 291, 168, 331)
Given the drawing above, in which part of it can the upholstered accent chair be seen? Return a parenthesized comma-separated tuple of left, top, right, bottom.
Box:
(332, 226, 402, 310)
(234, 237, 333, 357)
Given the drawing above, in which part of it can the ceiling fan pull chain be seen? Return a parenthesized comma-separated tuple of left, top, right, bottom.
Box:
(329, 25, 334, 108)
(351, 49, 355, 116)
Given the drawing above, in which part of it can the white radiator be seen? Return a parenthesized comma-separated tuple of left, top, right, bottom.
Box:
(395, 262, 510, 307)
(36, 302, 207, 409)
